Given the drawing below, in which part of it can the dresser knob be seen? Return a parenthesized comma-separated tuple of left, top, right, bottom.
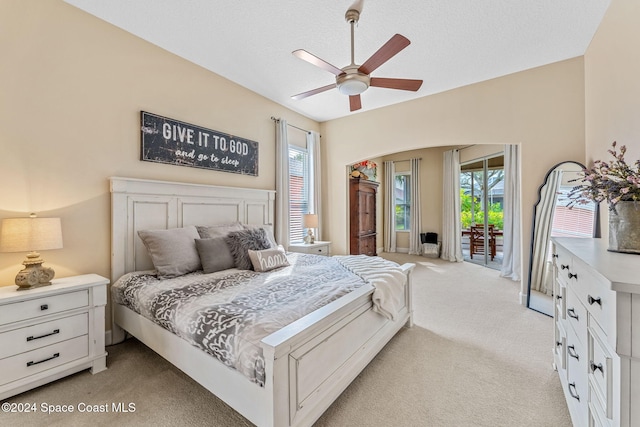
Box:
(552, 253, 559, 258)
(556, 341, 562, 347)
(556, 294, 562, 300)
(587, 295, 602, 306)
(40, 304, 48, 311)
(568, 272, 578, 279)
(561, 264, 569, 270)
(590, 361, 603, 374)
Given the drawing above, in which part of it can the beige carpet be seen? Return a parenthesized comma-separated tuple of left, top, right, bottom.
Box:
(1, 254, 571, 426)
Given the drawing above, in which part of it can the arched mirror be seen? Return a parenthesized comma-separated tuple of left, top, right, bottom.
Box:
(527, 161, 600, 316)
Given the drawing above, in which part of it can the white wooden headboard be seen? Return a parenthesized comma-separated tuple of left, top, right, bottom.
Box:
(110, 177, 275, 281)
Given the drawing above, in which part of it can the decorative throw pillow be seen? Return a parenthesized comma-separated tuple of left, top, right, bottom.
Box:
(137, 226, 201, 279)
(243, 224, 277, 248)
(248, 245, 289, 272)
(224, 227, 271, 270)
(195, 237, 235, 273)
(196, 222, 244, 239)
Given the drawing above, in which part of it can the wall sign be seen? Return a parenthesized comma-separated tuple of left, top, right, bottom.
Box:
(140, 111, 259, 176)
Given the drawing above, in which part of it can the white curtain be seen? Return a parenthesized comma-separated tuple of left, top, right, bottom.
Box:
(500, 144, 522, 281)
(307, 131, 322, 240)
(530, 169, 562, 293)
(383, 161, 397, 252)
(441, 150, 463, 261)
(408, 158, 422, 255)
(275, 120, 290, 248)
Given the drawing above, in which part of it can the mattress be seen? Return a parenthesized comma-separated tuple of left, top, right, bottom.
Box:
(112, 253, 403, 386)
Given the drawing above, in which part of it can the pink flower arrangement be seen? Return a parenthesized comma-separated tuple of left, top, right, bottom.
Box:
(569, 141, 640, 212)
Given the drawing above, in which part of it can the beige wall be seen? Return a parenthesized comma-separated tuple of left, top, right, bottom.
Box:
(585, 0, 640, 239)
(0, 1, 319, 328)
(322, 58, 586, 299)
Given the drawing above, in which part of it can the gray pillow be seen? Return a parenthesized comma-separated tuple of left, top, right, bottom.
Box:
(196, 222, 244, 239)
(224, 228, 271, 270)
(243, 224, 277, 248)
(137, 226, 201, 279)
(248, 245, 289, 272)
(195, 237, 235, 273)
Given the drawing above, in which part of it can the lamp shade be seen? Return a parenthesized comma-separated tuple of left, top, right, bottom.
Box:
(0, 217, 63, 253)
(303, 213, 318, 229)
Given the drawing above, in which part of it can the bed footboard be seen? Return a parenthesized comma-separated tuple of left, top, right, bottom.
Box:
(262, 262, 414, 427)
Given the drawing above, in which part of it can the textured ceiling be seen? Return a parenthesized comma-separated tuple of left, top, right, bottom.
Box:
(64, 0, 610, 122)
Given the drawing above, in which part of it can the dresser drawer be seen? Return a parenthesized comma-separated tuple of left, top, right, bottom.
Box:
(0, 335, 89, 386)
(566, 328, 588, 424)
(566, 287, 588, 346)
(588, 325, 613, 419)
(0, 313, 88, 359)
(554, 316, 567, 372)
(568, 258, 613, 334)
(0, 290, 89, 326)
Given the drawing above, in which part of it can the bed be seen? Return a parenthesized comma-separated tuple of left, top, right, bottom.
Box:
(110, 177, 414, 427)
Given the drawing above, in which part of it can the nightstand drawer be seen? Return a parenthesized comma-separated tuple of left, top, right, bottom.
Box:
(311, 245, 328, 255)
(0, 313, 88, 359)
(0, 335, 89, 386)
(0, 290, 89, 326)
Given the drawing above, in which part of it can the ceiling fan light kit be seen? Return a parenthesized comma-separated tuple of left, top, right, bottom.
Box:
(291, 0, 423, 112)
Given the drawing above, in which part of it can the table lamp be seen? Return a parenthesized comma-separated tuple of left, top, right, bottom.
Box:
(0, 214, 63, 290)
(303, 213, 318, 244)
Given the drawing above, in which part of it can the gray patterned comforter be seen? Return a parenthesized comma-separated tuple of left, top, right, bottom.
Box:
(112, 253, 402, 386)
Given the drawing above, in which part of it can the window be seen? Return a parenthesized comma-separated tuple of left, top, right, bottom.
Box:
(289, 146, 309, 243)
(394, 173, 411, 231)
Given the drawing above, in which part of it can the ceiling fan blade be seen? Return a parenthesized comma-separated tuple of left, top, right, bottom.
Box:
(349, 95, 362, 111)
(291, 83, 336, 100)
(370, 77, 423, 91)
(358, 34, 411, 75)
(292, 49, 343, 76)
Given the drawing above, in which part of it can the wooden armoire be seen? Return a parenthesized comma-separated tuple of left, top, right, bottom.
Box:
(349, 178, 379, 256)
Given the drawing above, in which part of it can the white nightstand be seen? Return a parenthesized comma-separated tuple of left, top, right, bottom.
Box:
(288, 241, 331, 256)
(0, 274, 109, 400)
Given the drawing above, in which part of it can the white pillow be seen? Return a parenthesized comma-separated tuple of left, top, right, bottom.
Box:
(248, 245, 289, 272)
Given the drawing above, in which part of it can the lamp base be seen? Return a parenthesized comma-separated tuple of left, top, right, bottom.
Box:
(303, 230, 316, 244)
(15, 252, 55, 291)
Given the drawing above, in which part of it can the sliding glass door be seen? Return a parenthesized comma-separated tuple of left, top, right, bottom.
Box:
(460, 155, 504, 268)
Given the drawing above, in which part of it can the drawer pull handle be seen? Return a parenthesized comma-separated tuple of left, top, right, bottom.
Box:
(26, 329, 60, 342)
(567, 345, 580, 360)
(556, 341, 562, 348)
(552, 253, 558, 258)
(27, 352, 60, 367)
(587, 295, 602, 306)
(568, 382, 580, 401)
(568, 272, 578, 279)
(561, 264, 569, 270)
(590, 361, 604, 374)
(567, 308, 579, 321)
(556, 294, 562, 300)
(40, 304, 49, 311)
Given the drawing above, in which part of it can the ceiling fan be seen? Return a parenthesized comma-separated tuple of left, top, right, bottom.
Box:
(291, 0, 423, 112)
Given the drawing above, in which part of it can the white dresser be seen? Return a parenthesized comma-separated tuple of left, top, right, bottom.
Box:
(552, 238, 640, 427)
(0, 274, 108, 400)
